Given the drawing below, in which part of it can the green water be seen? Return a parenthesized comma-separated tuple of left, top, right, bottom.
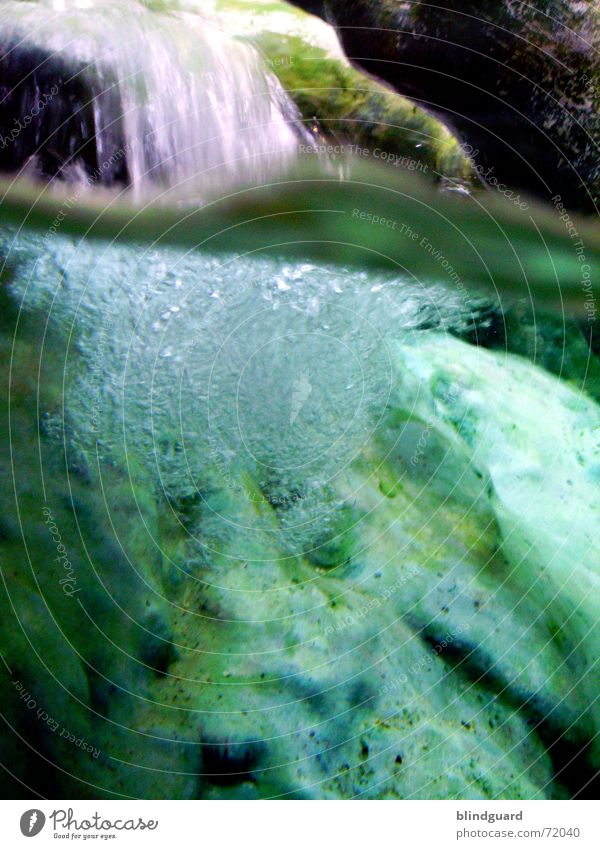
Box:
(1, 215, 599, 799)
(0, 0, 599, 802)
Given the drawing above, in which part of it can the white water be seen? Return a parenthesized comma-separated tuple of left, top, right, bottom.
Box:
(4, 225, 477, 562)
(0, 0, 487, 565)
(0, 0, 310, 200)
(0, 0, 480, 563)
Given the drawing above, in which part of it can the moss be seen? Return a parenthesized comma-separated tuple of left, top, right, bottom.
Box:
(253, 31, 471, 181)
(213, 0, 471, 181)
(287, 0, 600, 211)
(303, 503, 359, 571)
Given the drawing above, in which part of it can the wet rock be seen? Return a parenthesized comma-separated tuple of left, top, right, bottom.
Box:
(219, 0, 471, 182)
(0, 40, 128, 186)
(449, 302, 600, 402)
(289, 1, 600, 211)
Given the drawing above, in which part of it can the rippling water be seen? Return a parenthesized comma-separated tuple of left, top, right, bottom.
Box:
(1, 0, 599, 803)
(5, 224, 480, 560)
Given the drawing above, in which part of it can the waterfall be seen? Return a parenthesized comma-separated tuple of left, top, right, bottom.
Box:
(0, 0, 311, 201)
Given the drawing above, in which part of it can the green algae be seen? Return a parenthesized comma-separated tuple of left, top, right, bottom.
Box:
(0, 0, 598, 803)
(214, 0, 470, 181)
(1, 270, 598, 798)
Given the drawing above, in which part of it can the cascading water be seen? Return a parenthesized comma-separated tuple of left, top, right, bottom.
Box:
(1, 0, 599, 802)
(0, 0, 311, 200)
(0, 0, 483, 551)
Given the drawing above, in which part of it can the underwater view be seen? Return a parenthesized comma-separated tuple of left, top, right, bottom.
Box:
(0, 0, 599, 820)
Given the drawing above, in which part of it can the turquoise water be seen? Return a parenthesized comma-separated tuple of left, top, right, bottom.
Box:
(5, 226, 474, 554)
(1, 0, 599, 801)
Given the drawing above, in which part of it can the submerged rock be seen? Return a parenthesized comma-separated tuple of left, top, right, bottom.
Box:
(289, 1, 600, 211)
(1, 228, 598, 799)
(448, 303, 600, 403)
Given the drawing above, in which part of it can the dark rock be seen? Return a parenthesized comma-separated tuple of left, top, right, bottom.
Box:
(0, 41, 129, 186)
(289, 1, 600, 211)
(200, 739, 264, 786)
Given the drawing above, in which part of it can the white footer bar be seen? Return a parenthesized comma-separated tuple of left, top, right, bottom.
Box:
(1, 799, 598, 848)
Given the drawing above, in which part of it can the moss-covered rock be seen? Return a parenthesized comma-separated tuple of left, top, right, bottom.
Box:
(1, 264, 599, 798)
(288, 0, 600, 211)
(0, 286, 197, 798)
(448, 302, 600, 403)
(214, 0, 471, 182)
